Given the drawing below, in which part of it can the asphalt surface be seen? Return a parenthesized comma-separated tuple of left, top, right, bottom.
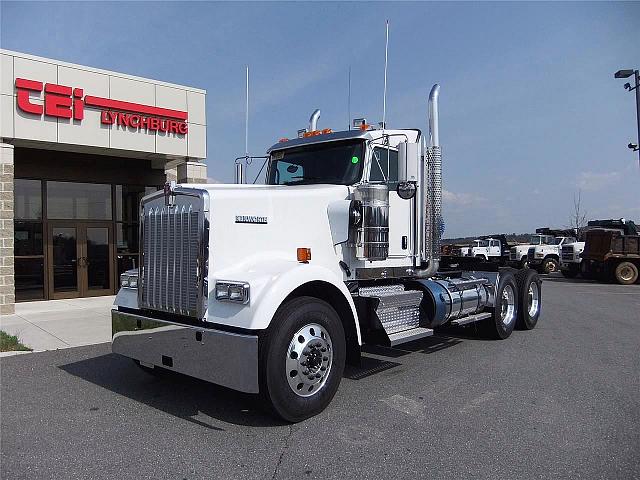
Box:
(2, 277, 639, 480)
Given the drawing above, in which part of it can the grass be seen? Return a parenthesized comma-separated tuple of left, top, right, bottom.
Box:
(0, 330, 32, 352)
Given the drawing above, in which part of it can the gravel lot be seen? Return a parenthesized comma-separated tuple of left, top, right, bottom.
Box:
(2, 277, 639, 480)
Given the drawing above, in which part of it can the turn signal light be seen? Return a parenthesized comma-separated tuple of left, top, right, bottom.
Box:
(297, 248, 311, 263)
(359, 123, 370, 131)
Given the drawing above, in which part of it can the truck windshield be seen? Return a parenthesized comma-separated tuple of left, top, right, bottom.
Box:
(475, 240, 488, 247)
(529, 236, 543, 245)
(267, 140, 365, 185)
(553, 238, 564, 245)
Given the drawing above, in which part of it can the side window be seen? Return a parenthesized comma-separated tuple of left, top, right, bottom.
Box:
(274, 161, 303, 184)
(370, 147, 398, 184)
(490, 240, 499, 247)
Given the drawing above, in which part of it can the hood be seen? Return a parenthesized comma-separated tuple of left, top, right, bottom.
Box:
(192, 183, 351, 274)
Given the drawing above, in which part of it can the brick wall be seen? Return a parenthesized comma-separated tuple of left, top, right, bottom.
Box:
(0, 143, 15, 315)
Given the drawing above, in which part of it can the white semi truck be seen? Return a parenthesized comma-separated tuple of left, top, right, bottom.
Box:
(112, 85, 543, 422)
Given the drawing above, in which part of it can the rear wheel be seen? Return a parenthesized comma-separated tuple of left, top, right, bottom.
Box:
(259, 296, 345, 422)
(520, 257, 529, 269)
(614, 261, 639, 285)
(515, 269, 542, 330)
(484, 271, 518, 339)
(542, 257, 559, 274)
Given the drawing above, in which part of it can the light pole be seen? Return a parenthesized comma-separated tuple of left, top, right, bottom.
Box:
(614, 68, 640, 166)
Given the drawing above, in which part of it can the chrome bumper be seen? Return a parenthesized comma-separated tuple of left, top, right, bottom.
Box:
(112, 309, 259, 393)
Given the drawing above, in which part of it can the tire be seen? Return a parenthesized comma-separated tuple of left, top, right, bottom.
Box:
(541, 257, 559, 274)
(259, 296, 346, 422)
(520, 257, 529, 269)
(515, 269, 542, 330)
(561, 264, 579, 278)
(614, 261, 639, 285)
(484, 271, 518, 339)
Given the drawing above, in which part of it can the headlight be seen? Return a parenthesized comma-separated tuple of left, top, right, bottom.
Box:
(535, 252, 544, 258)
(215, 281, 250, 304)
(120, 272, 139, 289)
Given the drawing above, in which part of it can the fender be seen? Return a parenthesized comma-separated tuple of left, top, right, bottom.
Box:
(207, 256, 361, 343)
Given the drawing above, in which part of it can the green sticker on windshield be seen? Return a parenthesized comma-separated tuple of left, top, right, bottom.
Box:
(351, 156, 360, 164)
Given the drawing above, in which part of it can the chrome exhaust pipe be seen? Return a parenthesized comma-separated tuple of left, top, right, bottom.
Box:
(309, 109, 321, 132)
(415, 84, 442, 278)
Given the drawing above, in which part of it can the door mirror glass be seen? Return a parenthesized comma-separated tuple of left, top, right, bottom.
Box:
(398, 142, 419, 182)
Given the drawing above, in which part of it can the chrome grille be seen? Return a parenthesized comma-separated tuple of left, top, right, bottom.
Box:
(139, 188, 209, 318)
(561, 245, 573, 261)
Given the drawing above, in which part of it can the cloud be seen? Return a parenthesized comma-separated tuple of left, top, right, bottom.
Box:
(442, 189, 487, 207)
(575, 171, 620, 191)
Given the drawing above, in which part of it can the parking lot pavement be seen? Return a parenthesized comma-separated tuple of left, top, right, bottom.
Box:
(1, 279, 639, 480)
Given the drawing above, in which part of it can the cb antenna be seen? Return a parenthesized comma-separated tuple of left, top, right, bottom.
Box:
(348, 66, 351, 130)
(382, 19, 389, 131)
(245, 65, 249, 158)
(235, 65, 251, 184)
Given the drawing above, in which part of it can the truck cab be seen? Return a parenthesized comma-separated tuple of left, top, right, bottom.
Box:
(510, 234, 554, 268)
(461, 238, 502, 260)
(528, 236, 577, 274)
(111, 85, 543, 422)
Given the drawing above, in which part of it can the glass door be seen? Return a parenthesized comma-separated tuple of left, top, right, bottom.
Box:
(83, 224, 113, 297)
(48, 222, 114, 299)
(48, 224, 80, 299)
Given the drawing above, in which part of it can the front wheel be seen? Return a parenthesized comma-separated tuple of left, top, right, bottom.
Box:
(542, 257, 559, 274)
(259, 296, 346, 422)
(561, 264, 579, 278)
(484, 271, 518, 339)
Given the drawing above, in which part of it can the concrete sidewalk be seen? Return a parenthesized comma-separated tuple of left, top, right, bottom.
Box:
(0, 296, 114, 354)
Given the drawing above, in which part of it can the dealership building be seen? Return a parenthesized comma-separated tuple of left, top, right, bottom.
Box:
(0, 50, 207, 314)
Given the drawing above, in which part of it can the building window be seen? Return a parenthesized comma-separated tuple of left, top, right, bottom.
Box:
(47, 181, 112, 220)
(14, 180, 45, 301)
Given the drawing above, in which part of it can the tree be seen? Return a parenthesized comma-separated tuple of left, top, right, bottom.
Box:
(568, 190, 588, 238)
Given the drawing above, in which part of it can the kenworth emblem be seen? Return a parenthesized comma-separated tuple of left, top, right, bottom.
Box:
(235, 215, 268, 224)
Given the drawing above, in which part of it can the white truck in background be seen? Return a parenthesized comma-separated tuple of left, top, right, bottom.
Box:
(528, 233, 577, 274)
(509, 234, 556, 268)
(112, 85, 543, 422)
(560, 240, 585, 278)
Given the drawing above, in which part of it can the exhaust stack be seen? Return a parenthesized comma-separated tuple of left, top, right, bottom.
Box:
(309, 109, 321, 132)
(416, 84, 442, 277)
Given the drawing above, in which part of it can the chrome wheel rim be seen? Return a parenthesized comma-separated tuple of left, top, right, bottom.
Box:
(500, 284, 516, 326)
(527, 282, 540, 317)
(546, 261, 557, 273)
(285, 323, 333, 397)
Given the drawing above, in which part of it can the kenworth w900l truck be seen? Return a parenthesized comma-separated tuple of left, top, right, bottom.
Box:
(112, 85, 543, 422)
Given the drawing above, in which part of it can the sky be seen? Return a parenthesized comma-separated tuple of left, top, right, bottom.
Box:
(1, 1, 639, 238)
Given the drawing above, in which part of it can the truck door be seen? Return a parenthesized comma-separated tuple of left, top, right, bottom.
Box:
(369, 146, 412, 259)
(490, 240, 500, 257)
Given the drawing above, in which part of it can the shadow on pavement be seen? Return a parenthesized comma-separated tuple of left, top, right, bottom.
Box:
(59, 353, 287, 428)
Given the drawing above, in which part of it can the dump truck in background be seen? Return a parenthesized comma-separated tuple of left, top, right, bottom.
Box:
(581, 219, 639, 284)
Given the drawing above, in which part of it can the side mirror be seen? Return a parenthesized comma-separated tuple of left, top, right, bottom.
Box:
(398, 142, 420, 183)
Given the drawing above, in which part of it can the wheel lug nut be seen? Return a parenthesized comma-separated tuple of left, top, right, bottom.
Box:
(303, 369, 309, 375)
